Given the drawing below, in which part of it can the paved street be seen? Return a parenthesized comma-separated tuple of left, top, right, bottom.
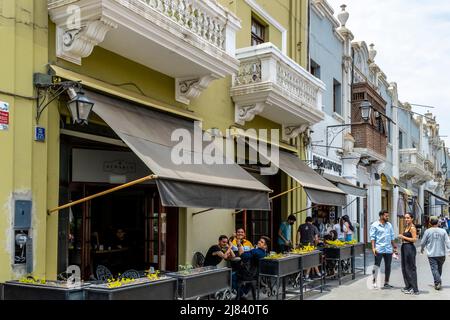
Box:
(312, 247, 450, 300)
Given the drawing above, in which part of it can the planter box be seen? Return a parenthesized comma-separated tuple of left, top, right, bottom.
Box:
(259, 255, 301, 277)
(323, 246, 352, 260)
(3, 281, 88, 300)
(352, 243, 365, 256)
(297, 251, 321, 270)
(167, 267, 231, 300)
(84, 277, 176, 300)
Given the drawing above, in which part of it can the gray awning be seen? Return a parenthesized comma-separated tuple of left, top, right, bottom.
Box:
(88, 91, 271, 210)
(323, 173, 367, 198)
(242, 139, 347, 207)
(426, 190, 449, 205)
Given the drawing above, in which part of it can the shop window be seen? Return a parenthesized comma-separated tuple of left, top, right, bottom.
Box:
(251, 18, 266, 46)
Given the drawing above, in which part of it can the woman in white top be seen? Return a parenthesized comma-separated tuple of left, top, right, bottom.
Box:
(333, 217, 347, 241)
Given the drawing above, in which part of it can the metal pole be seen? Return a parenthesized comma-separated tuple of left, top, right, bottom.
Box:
(48, 175, 158, 214)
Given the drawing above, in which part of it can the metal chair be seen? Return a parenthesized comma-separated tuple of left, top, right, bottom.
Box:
(96, 265, 113, 282)
(192, 252, 205, 268)
(120, 269, 140, 280)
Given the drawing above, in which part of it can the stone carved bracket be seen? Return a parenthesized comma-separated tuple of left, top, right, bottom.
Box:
(283, 124, 309, 140)
(235, 104, 265, 125)
(175, 75, 218, 105)
(56, 17, 118, 65)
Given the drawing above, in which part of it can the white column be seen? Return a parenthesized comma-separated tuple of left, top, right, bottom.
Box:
(392, 187, 399, 235)
(419, 184, 425, 223)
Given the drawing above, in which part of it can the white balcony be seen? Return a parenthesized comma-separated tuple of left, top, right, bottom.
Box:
(48, 0, 241, 104)
(230, 43, 325, 139)
(399, 148, 433, 184)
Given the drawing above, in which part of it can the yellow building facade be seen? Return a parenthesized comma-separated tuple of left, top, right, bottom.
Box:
(0, 0, 315, 282)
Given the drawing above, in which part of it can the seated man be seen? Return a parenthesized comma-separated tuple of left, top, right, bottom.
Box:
(235, 236, 271, 299)
(204, 235, 235, 267)
(230, 228, 253, 253)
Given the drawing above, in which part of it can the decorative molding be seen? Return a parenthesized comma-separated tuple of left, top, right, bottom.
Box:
(56, 17, 118, 65)
(175, 75, 218, 104)
(283, 124, 309, 140)
(235, 104, 265, 125)
(244, 0, 287, 54)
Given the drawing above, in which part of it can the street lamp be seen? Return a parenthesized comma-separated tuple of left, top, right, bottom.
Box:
(66, 91, 94, 125)
(360, 100, 372, 122)
(34, 73, 94, 125)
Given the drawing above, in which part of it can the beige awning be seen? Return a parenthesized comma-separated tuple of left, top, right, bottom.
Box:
(87, 91, 271, 210)
(323, 173, 367, 198)
(242, 138, 347, 207)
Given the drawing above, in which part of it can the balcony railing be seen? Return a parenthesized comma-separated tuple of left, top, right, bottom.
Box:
(231, 43, 325, 132)
(400, 148, 434, 183)
(48, 0, 241, 104)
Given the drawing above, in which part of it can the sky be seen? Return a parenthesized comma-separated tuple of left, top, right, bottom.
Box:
(327, 0, 450, 147)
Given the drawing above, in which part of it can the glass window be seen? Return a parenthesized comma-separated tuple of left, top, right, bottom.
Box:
(251, 18, 266, 46)
(333, 79, 342, 115)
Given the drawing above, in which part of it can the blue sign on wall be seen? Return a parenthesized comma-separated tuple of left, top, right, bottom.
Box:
(35, 126, 46, 142)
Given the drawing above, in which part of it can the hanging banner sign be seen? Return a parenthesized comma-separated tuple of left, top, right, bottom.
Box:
(0, 101, 9, 131)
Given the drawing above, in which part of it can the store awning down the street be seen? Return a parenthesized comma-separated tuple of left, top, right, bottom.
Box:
(322, 173, 367, 198)
(86, 91, 271, 211)
(242, 139, 347, 207)
(426, 190, 450, 205)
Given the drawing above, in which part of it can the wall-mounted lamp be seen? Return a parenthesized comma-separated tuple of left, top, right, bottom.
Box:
(360, 100, 372, 122)
(34, 73, 94, 125)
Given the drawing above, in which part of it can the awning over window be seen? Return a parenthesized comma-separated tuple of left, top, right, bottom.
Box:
(242, 139, 347, 207)
(398, 186, 414, 197)
(323, 173, 367, 198)
(88, 91, 271, 210)
(382, 173, 399, 186)
(427, 190, 449, 205)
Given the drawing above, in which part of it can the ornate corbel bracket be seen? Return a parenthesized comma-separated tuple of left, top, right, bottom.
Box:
(56, 17, 118, 65)
(235, 103, 265, 126)
(282, 124, 309, 140)
(175, 75, 218, 105)
(342, 55, 353, 73)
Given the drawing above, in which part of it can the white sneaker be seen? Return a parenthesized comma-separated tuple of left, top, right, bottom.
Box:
(372, 279, 377, 289)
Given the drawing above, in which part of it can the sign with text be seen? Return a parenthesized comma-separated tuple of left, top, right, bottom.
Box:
(72, 148, 151, 184)
(312, 154, 342, 174)
(0, 101, 9, 130)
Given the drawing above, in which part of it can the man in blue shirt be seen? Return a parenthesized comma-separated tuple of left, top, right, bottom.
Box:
(370, 210, 398, 289)
(278, 215, 296, 253)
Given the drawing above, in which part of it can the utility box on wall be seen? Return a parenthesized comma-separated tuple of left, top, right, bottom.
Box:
(14, 200, 32, 229)
(13, 200, 33, 273)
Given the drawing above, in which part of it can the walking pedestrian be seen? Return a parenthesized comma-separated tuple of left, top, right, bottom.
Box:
(369, 210, 398, 289)
(398, 213, 419, 295)
(420, 216, 450, 290)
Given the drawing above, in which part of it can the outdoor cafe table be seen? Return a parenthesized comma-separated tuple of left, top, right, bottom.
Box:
(167, 267, 232, 300)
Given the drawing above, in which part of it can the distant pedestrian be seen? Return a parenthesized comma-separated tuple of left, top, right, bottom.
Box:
(278, 214, 296, 253)
(398, 213, 419, 295)
(333, 217, 347, 241)
(342, 215, 355, 241)
(420, 216, 450, 290)
(370, 210, 398, 289)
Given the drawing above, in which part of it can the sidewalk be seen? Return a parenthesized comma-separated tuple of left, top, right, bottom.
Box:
(312, 248, 450, 300)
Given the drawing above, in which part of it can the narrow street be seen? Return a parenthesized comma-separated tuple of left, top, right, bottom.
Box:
(313, 247, 450, 300)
